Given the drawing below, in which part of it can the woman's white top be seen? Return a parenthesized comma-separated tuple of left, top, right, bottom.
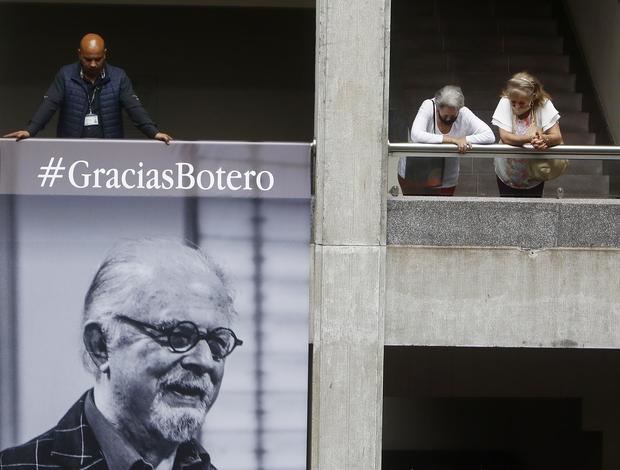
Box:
(399, 98, 495, 188)
(492, 97, 561, 189)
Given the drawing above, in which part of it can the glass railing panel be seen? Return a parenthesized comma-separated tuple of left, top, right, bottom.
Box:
(388, 143, 620, 199)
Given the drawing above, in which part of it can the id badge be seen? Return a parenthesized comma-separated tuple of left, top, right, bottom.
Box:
(84, 113, 99, 126)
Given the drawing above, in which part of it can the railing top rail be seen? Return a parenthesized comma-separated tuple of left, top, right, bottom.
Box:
(0, 137, 308, 146)
(388, 142, 620, 160)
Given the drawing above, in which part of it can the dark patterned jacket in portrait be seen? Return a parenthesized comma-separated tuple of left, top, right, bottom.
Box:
(0, 391, 216, 470)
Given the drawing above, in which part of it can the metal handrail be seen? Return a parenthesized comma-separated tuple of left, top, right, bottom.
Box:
(388, 142, 620, 160)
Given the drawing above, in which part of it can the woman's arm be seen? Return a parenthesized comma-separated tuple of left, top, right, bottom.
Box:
(498, 128, 534, 146)
(410, 100, 443, 144)
(461, 108, 495, 144)
(542, 122, 563, 146)
(532, 122, 563, 149)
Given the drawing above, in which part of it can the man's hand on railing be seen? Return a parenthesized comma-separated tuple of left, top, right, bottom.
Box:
(154, 132, 173, 145)
(3, 130, 31, 141)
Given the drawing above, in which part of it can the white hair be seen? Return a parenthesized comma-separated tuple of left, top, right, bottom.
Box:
(81, 238, 235, 376)
(434, 85, 465, 109)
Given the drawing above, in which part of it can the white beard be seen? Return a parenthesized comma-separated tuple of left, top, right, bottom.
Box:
(148, 393, 208, 443)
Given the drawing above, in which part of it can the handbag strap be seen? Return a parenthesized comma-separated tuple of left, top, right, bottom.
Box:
(511, 106, 540, 134)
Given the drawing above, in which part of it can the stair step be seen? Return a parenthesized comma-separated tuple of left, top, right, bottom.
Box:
(455, 174, 610, 197)
(395, 151, 604, 177)
(454, 174, 502, 196)
(443, 17, 559, 34)
(397, 88, 582, 111)
(466, 157, 494, 175)
(563, 159, 604, 175)
(471, 110, 589, 132)
(394, 17, 559, 35)
(394, 0, 554, 19)
(395, 53, 570, 74)
(510, 54, 571, 73)
(390, 71, 576, 92)
(494, 2, 554, 17)
(561, 132, 596, 145)
(440, 8, 554, 19)
(544, 175, 610, 197)
(463, 156, 604, 176)
(503, 35, 563, 53)
(498, 18, 559, 35)
(389, 107, 591, 136)
(464, 158, 599, 176)
(388, 112, 412, 142)
(393, 34, 564, 53)
(440, 0, 555, 7)
(487, 129, 594, 144)
(396, 34, 564, 54)
(393, 2, 435, 16)
(388, 128, 596, 147)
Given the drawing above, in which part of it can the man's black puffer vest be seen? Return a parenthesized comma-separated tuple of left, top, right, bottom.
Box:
(56, 63, 124, 138)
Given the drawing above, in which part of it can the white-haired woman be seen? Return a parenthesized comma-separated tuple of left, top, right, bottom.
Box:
(398, 85, 495, 196)
(492, 72, 563, 197)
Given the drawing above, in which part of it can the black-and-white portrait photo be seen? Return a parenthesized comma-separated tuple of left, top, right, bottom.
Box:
(2, 238, 242, 469)
(0, 163, 310, 470)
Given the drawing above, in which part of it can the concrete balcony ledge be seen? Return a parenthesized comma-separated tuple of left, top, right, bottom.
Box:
(387, 196, 620, 249)
(386, 197, 620, 349)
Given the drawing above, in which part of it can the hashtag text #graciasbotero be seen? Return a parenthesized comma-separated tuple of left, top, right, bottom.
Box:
(37, 157, 275, 191)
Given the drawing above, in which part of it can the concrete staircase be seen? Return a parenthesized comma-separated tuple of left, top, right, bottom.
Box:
(389, 0, 609, 197)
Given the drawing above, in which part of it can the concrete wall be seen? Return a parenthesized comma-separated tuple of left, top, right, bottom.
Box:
(386, 197, 620, 349)
(388, 198, 620, 248)
(565, 0, 620, 143)
(385, 246, 620, 348)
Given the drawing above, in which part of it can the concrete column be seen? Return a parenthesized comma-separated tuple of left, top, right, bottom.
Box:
(311, 0, 390, 468)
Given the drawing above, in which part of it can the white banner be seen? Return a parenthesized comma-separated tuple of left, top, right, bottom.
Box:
(0, 138, 311, 199)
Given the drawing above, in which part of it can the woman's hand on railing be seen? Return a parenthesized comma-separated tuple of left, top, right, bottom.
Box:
(443, 136, 472, 153)
(531, 132, 549, 150)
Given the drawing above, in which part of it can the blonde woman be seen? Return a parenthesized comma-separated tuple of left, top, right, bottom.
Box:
(492, 72, 563, 197)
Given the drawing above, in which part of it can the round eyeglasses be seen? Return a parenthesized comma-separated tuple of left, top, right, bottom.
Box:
(115, 315, 243, 360)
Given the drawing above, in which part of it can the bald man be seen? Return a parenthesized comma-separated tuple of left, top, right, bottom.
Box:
(4, 34, 172, 143)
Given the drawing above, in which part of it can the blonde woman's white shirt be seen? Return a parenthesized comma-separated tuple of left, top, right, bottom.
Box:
(492, 97, 561, 189)
(398, 99, 495, 188)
